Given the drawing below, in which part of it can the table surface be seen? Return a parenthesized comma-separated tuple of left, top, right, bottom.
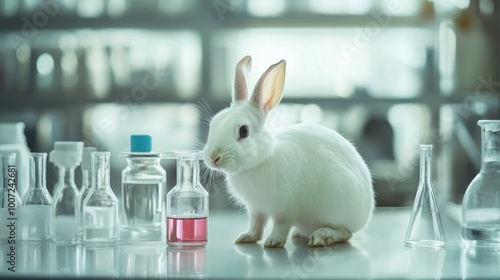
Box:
(1, 206, 499, 279)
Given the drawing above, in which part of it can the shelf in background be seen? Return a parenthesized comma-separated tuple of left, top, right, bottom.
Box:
(0, 91, 494, 110)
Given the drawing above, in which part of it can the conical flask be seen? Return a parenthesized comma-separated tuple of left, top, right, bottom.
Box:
(20, 152, 53, 241)
(83, 151, 119, 243)
(76, 147, 96, 242)
(404, 144, 446, 248)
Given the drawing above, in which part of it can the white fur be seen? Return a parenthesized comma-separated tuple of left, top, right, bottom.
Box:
(203, 57, 375, 247)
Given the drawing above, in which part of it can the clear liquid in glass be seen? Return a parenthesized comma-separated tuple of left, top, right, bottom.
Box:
(19, 205, 52, 241)
(122, 182, 163, 228)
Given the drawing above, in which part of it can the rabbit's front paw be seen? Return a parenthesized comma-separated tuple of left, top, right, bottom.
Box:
(264, 235, 286, 248)
(235, 232, 260, 243)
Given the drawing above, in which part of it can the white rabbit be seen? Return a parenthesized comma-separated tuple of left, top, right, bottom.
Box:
(203, 56, 375, 248)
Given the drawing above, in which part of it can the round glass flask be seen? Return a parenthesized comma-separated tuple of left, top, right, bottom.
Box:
(462, 120, 500, 247)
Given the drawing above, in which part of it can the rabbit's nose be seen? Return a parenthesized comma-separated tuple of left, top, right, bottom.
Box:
(213, 156, 221, 164)
(209, 148, 221, 164)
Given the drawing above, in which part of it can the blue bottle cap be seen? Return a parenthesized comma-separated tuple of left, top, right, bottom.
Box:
(131, 135, 152, 152)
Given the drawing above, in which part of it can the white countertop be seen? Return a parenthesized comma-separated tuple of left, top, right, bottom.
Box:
(1, 207, 499, 279)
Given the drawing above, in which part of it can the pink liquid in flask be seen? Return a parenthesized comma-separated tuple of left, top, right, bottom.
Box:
(167, 217, 207, 246)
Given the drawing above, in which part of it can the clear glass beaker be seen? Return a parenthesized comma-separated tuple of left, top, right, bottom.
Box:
(0, 153, 21, 242)
(462, 120, 500, 247)
(20, 153, 53, 241)
(76, 147, 96, 242)
(120, 135, 166, 242)
(404, 144, 446, 248)
(166, 151, 208, 247)
(83, 151, 119, 243)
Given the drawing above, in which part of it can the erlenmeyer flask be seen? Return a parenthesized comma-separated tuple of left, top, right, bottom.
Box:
(404, 144, 446, 247)
(83, 151, 119, 243)
(166, 151, 208, 247)
(20, 153, 53, 241)
(76, 147, 96, 242)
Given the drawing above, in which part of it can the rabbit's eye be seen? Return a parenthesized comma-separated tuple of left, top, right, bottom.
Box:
(238, 125, 249, 139)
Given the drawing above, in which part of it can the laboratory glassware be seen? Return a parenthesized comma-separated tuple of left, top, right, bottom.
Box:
(50, 141, 83, 244)
(0, 153, 21, 242)
(120, 135, 166, 241)
(0, 122, 30, 198)
(76, 147, 96, 241)
(20, 153, 53, 241)
(83, 151, 119, 243)
(166, 150, 208, 247)
(462, 120, 500, 247)
(405, 144, 446, 248)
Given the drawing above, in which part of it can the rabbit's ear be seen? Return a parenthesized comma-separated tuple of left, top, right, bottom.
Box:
(251, 59, 286, 112)
(232, 55, 252, 103)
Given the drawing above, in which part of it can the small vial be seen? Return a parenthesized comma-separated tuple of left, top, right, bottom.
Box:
(120, 135, 166, 242)
(49, 141, 83, 244)
(83, 151, 119, 243)
(20, 153, 53, 242)
(0, 153, 22, 242)
(167, 151, 208, 247)
(76, 147, 96, 241)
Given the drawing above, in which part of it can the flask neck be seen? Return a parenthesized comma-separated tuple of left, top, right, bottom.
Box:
(58, 167, 76, 186)
(31, 154, 46, 190)
(419, 146, 432, 185)
(1, 154, 16, 190)
(81, 169, 91, 190)
(176, 158, 199, 189)
(480, 128, 500, 172)
(92, 154, 110, 190)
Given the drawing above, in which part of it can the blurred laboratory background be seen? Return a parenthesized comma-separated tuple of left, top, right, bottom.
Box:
(0, 0, 499, 210)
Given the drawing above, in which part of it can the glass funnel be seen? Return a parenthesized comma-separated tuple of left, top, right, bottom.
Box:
(404, 144, 446, 248)
(462, 120, 500, 247)
(20, 153, 53, 241)
(166, 151, 208, 247)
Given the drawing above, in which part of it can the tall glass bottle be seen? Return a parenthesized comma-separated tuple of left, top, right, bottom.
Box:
(20, 153, 53, 241)
(0, 153, 21, 242)
(167, 151, 208, 247)
(405, 144, 446, 248)
(83, 151, 119, 243)
(120, 135, 166, 242)
(50, 141, 83, 244)
(76, 147, 96, 241)
(462, 120, 500, 247)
